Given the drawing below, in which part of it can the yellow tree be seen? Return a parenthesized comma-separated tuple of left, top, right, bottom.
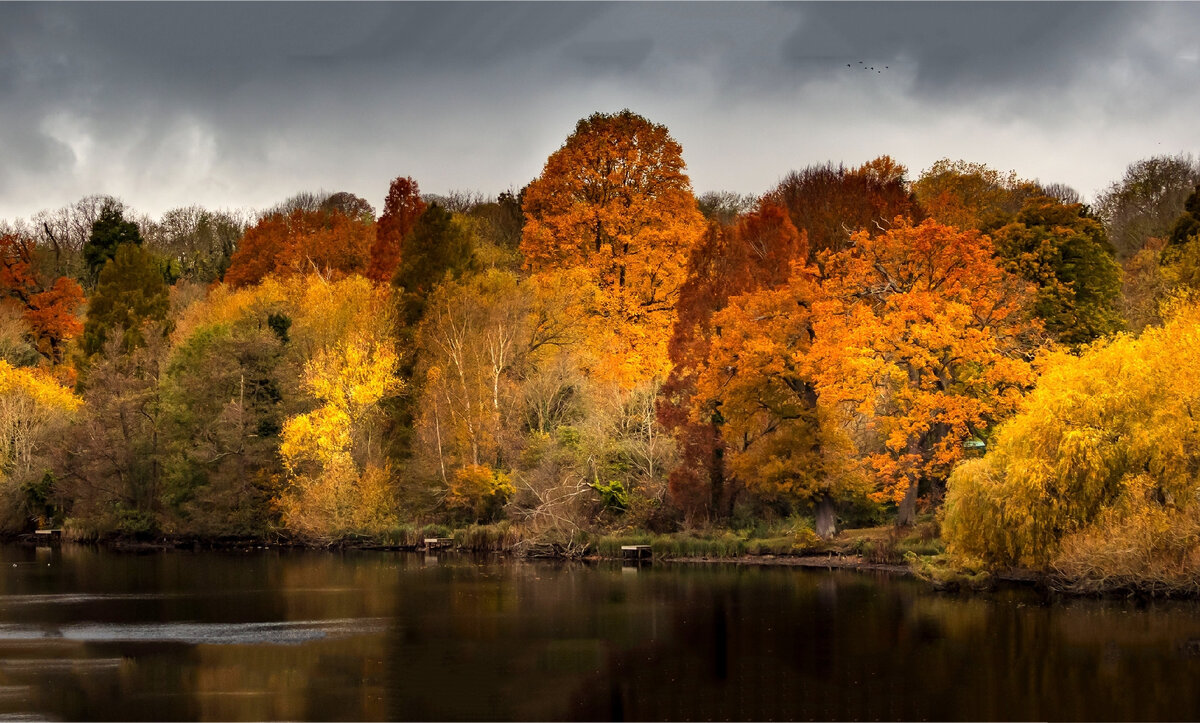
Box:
(814, 218, 1039, 525)
(278, 332, 402, 539)
(943, 298, 1200, 580)
(0, 361, 81, 529)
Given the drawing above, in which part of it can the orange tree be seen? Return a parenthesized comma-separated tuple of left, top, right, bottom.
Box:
(521, 110, 705, 389)
(659, 204, 807, 519)
(812, 217, 1040, 525)
(692, 272, 864, 538)
(225, 207, 374, 288)
(367, 176, 426, 284)
(0, 233, 84, 365)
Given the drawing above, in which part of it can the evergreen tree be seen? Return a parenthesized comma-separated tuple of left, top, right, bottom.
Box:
(82, 244, 169, 358)
(83, 204, 143, 283)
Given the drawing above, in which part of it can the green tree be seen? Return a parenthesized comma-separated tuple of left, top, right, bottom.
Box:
(81, 244, 170, 358)
(992, 196, 1124, 345)
(392, 203, 476, 325)
(83, 203, 143, 283)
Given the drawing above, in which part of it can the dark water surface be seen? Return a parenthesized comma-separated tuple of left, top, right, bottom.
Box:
(0, 546, 1196, 720)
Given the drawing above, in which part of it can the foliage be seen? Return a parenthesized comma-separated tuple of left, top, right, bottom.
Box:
(225, 207, 374, 288)
(943, 300, 1200, 570)
(367, 176, 427, 284)
(0, 233, 85, 363)
(81, 243, 170, 358)
(521, 109, 705, 386)
(278, 330, 403, 539)
(814, 217, 1038, 524)
(660, 205, 806, 519)
(0, 362, 82, 531)
(446, 464, 516, 523)
(695, 278, 864, 533)
(991, 195, 1124, 344)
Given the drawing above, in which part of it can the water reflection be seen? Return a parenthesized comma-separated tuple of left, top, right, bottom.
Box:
(0, 546, 1191, 720)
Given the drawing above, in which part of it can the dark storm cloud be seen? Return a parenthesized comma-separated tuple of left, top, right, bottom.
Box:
(0, 2, 1198, 220)
(782, 2, 1140, 95)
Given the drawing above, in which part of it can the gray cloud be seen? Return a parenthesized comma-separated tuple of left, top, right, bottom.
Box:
(0, 2, 1198, 222)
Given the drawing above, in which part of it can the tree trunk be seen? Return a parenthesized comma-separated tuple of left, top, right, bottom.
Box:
(896, 477, 919, 527)
(814, 492, 836, 540)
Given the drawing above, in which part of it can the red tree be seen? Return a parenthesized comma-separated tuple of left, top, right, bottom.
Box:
(659, 203, 806, 519)
(764, 157, 922, 254)
(367, 176, 426, 284)
(0, 233, 84, 363)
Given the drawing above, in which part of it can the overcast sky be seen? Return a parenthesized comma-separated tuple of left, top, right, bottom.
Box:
(1, 1, 1198, 221)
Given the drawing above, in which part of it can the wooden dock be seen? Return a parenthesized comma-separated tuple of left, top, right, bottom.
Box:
(621, 545, 651, 560)
(33, 529, 62, 545)
(423, 537, 454, 551)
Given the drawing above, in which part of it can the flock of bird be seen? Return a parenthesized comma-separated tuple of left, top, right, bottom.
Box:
(848, 61, 888, 73)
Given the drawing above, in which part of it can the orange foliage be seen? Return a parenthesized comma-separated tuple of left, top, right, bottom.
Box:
(367, 176, 426, 284)
(812, 217, 1039, 521)
(522, 111, 705, 323)
(660, 204, 806, 516)
(0, 233, 83, 364)
(522, 111, 705, 390)
(225, 208, 374, 288)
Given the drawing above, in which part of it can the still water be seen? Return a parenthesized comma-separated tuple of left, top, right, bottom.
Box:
(0, 545, 1195, 721)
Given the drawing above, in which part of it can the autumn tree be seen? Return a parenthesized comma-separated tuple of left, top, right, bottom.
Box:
(764, 157, 920, 254)
(367, 176, 427, 283)
(83, 203, 144, 283)
(224, 206, 374, 288)
(991, 196, 1123, 345)
(660, 204, 806, 519)
(943, 300, 1200, 582)
(521, 110, 705, 344)
(0, 361, 81, 531)
(694, 278, 864, 538)
(81, 244, 170, 358)
(278, 330, 401, 539)
(911, 159, 1040, 233)
(814, 218, 1038, 526)
(0, 233, 84, 364)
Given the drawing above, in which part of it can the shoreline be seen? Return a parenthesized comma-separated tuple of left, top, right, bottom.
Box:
(14, 532, 1056, 595)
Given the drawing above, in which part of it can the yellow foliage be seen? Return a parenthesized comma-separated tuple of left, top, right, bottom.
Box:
(276, 308, 403, 539)
(943, 300, 1200, 570)
(0, 360, 81, 485)
(445, 464, 515, 522)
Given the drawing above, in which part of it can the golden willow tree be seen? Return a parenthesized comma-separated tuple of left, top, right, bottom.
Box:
(943, 299, 1200, 589)
(521, 109, 705, 388)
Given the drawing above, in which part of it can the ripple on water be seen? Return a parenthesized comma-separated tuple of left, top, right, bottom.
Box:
(0, 618, 387, 646)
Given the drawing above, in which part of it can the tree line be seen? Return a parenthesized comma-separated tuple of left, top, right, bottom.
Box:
(2, 110, 1200, 584)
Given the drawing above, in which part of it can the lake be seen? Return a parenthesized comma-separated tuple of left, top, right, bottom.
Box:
(0, 544, 1194, 720)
